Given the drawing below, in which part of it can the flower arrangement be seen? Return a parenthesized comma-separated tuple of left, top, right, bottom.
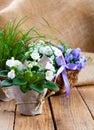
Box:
(0, 40, 65, 115)
(0, 40, 63, 93)
(54, 43, 87, 95)
(0, 17, 87, 116)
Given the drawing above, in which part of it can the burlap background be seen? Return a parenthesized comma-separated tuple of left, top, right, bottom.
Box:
(0, 0, 94, 100)
(0, 0, 94, 52)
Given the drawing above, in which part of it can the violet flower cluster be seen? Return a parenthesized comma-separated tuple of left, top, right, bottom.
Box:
(58, 45, 86, 70)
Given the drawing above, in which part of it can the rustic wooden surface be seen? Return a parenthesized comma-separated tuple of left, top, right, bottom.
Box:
(0, 85, 94, 130)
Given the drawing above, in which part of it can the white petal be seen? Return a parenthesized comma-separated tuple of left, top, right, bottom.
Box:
(46, 71, 54, 81)
(8, 69, 15, 79)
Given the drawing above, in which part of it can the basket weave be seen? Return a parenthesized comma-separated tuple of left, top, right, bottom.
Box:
(55, 70, 80, 94)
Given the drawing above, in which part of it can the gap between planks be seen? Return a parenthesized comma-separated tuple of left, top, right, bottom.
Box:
(49, 87, 94, 130)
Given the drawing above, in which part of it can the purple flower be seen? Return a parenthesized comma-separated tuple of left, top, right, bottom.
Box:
(57, 44, 86, 70)
(75, 56, 86, 70)
(72, 48, 81, 59)
(64, 54, 73, 63)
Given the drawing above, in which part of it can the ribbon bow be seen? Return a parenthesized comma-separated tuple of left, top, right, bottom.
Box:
(55, 56, 78, 96)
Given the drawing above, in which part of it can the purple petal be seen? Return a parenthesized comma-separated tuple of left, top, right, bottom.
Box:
(72, 48, 81, 59)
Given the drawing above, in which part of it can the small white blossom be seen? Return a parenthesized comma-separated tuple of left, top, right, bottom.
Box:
(39, 46, 53, 56)
(45, 62, 55, 72)
(39, 47, 46, 55)
(51, 46, 62, 57)
(46, 71, 54, 81)
(6, 57, 24, 70)
(6, 57, 15, 67)
(45, 46, 53, 56)
(30, 51, 40, 60)
(8, 69, 16, 79)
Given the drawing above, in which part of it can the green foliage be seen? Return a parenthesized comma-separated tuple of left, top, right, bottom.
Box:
(0, 70, 8, 77)
(0, 79, 12, 87)
(0, 18, 36, 70)
(43, 81, 59, 91)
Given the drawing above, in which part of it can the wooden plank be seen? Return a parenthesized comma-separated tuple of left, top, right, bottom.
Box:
(0, 100, 15, 130)
(50, 88, 94, 130)
(78, 85, 94, 118)
(14, 100, 54, 130)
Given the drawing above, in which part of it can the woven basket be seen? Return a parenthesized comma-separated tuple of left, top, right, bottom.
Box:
(54, 70, 80, 94)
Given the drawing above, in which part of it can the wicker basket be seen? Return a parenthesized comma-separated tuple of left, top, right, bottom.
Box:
(54, 70, 80, 94)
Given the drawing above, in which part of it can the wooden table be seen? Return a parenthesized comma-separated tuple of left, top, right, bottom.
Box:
(0, 85, 94, 130)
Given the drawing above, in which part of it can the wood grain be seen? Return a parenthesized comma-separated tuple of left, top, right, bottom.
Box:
(50, 88, 94, 130)
(14, 100, 54, 130)
(0, 100, 15, 130)
(78, 85, 94, 119)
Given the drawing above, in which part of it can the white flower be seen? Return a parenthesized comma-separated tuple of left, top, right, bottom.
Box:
(46, 71, 54, 81)
(6, 57, 24, 70)
(39, 47, 46, 55)
(45, 62, 55, 72)
(45, 46, 53, 56)
(39, 46, 53, 56)
(51, 46, 62, 57)
(8, 69, 16, 79)
(30, 51, 40, 60)
(6, 57, 15, 67)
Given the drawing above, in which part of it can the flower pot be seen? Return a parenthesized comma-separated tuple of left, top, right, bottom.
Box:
(0, 87, 14, 101)
(12, 86, 47, 116)
(0, 78, 14, 101)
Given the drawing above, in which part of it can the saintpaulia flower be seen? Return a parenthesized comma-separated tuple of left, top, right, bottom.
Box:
(6, 57, 24, 70)
(8, 69, 16, 79)
(30, 51, 40, 60)
(45, 62, 55, 72)
(75, 56, 86, 70)
(58, 45, 86, 70)
(46, 70, 54, 81)
(72, 48, 81, 59)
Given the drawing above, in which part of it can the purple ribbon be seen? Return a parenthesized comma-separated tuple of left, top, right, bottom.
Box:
(55, 56, 78, 96)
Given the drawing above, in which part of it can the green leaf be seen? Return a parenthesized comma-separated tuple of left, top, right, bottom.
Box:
(31, 66, 40, 71)
(0, 80, 12, 87)
(31, 71, 45, 83)
(0, 70, 8, 77)
(29, 84, 44, 93)
(43, 81, 59, 91)
(20, 85, 28, 93)
(13, 77, 27, 86)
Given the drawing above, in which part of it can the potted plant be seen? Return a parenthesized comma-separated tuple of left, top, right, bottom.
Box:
(0, 40, 64, 116)
(0, 18, 38, 101)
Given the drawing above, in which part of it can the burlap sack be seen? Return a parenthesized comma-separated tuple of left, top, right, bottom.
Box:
(12, 86, 47, 116)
